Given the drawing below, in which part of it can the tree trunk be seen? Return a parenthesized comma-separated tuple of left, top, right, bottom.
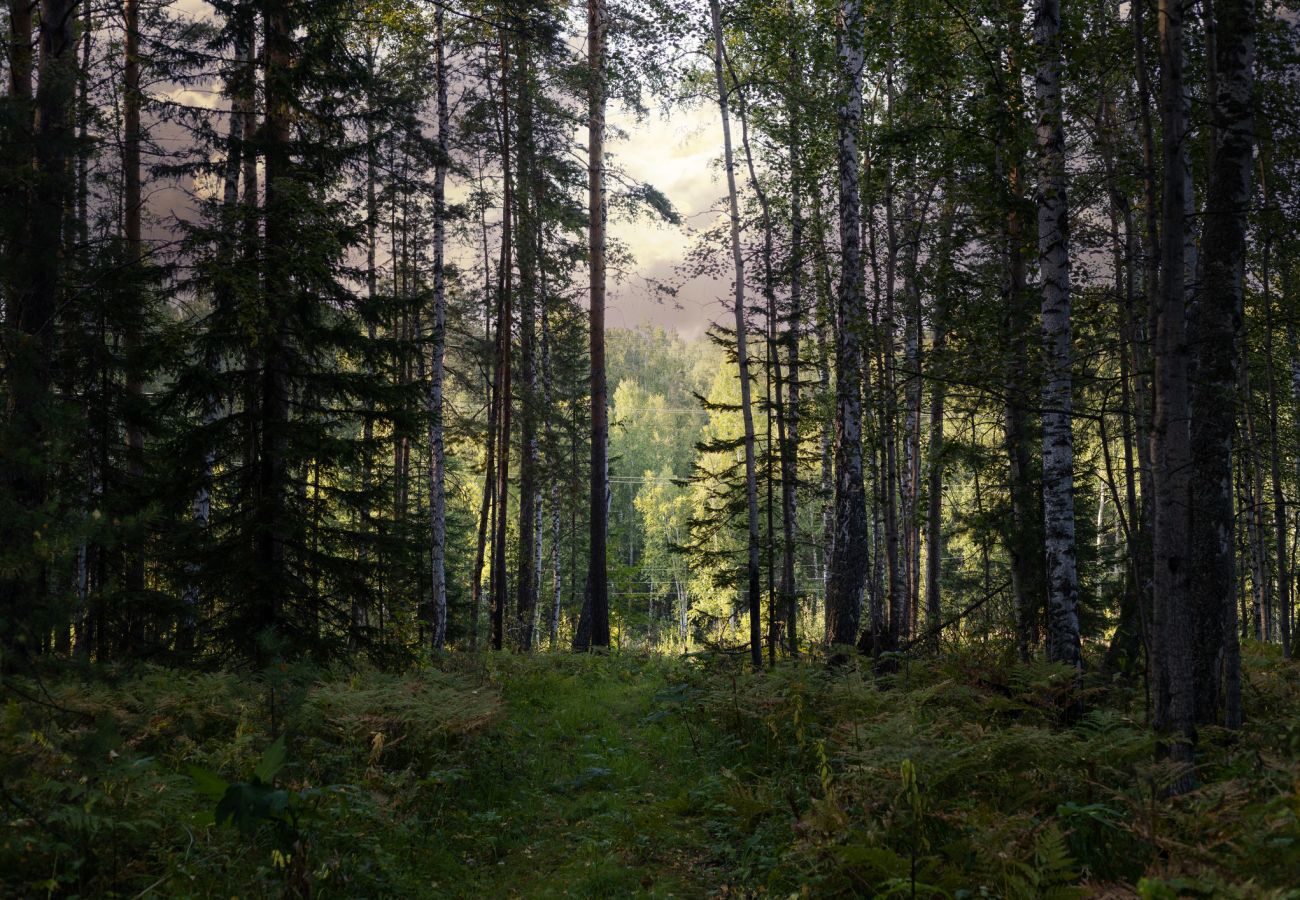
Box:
(782, 40, 803, 654)
(0, 0, 74, 656)
(255, 0, 293, 663)
(727, 55, 783, 662)
(709, 0, 762, 669)
(1034, 0, 1081, 668)
(1151, 0, 1196, 792)
(924, 203, 955, 648)
(490, 27, 514, 652)
(1187, 0, 1253, 726)
(581, 0, 611, 650)
(427, 5, 449, 650)
(826, 0, 869, 652)
(999, 143, 1043, 662)
(121, 0, 149, 634)
(514, 45, 539, 652)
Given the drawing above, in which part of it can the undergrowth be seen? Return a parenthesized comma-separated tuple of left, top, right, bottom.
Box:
(1, 645, 1297, 897)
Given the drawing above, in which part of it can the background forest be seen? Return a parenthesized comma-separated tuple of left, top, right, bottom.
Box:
(3, 0, 1300, 895)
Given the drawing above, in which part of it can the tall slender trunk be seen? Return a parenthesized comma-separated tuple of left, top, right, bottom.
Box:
(782, 28, 803, 654)
(900, 198, 922, 643)
(879, 73, 905, 652)
(539, 229, 563, 649)
(731, 67, 782, 662)
(1131, 0, 1160, 643)
(73, 0, 94, 658)
(710, 0, 762, 668)
(1289, 308, 1300, 650)
(1189, 0, 1254, 725)
(1265, 257, 1287, 657)
(581, 0, 611, 650)
(253, 0, 293, 662)
(490, 27, 514, 652)
(468, 151, 497, 652)
(1105, 159, 1149, 672)
(727, 46, 789, 659)
(924, 203, 955, 647)
(810, 190, 835, 632)
(999, 143, 1042, 661)
(1035, 0, 1081, 668)
(122, 0, 148, 627)
(826, 0, 869, 652)
(1242, 368, 1271, 640)
(427, 6, 450, 650)
(1152, 0, 1196, 791)
(514, 44, 540, 652)
(354, 42, 380, 644)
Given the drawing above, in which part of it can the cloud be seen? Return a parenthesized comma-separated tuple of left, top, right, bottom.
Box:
(607, 102, 725, 337)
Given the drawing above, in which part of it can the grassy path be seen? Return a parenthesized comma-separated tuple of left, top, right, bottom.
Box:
(432, 657, 719, 898)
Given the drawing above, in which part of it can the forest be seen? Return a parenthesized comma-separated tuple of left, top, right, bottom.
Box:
(2, 0, 1300, 895)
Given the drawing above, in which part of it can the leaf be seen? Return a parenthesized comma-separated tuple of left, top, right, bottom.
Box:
(187, 764, 229, 802)
(252, 735, 286, 785)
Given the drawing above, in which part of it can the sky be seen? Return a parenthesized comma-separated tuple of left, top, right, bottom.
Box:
(603, 103, 726, 340)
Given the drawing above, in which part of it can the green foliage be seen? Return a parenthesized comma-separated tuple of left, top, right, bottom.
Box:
(4, 652, 1299, 896)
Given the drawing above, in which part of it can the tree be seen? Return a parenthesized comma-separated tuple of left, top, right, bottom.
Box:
(1034, 0, 1081, 668)
(826, 0, 869, 652)
(1188, 0, 1255, 728)
(709, 0, 763, 669)
(581, 0, 612, 651)
(1151, 0, 1197, 792)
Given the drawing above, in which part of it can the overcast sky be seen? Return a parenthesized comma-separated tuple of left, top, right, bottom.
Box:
(604, 103, 726, 340)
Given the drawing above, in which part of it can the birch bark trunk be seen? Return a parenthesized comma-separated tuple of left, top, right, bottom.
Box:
(1034, 0, 1081, 668)
(826, 0, 869, 652)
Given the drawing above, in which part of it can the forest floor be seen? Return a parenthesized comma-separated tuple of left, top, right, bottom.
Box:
(4, 647, 1300, 897)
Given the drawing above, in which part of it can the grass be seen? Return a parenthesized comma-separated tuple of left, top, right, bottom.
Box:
(3, 646, 1299, 897)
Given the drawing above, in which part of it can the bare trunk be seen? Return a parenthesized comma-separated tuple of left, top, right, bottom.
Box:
(923, 204, 955, 647)
(826, 0, 869, 652)
(122, 0, 148, 628)
(580, 0, 611, 650)
(1151, 0, 1196, 791)
(782, 48, 803, 654)
(710, 0, 762, 668)
(1035, 0, 1081, 668)
(1189, 0, 1253, 726)
(999, 145, 1042, 661)
(427, 6, 449, 650)
(490, 28, 514, 652)
(514, 46, 538, 652)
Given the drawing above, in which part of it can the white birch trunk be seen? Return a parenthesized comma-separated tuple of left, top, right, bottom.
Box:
(1034, 0, 1082, 668)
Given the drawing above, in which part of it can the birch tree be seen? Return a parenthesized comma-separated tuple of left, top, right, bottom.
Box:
(826, 0, 869, 651)
(1034, 0, 1082, 668)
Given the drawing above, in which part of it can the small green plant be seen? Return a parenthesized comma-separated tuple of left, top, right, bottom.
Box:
(189, 735, 302, 837)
